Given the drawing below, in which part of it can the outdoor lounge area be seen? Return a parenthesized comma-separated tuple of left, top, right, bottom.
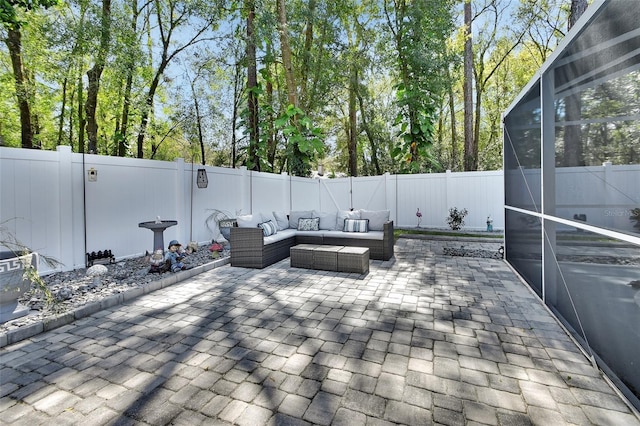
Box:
(1, 237, 638, 424)
(1, 0, 639, 423)
(229, 209, 394, 269)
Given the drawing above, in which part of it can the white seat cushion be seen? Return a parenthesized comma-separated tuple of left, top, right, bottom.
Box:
(264, 229, 297, 245)
(320, 230, 384, 240)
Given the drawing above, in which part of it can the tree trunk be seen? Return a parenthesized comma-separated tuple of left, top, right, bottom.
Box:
(569, 0, 588, 27)
(118, 72, 133, 156)
(463, 0, 475, 171)
(118, 0, 140, 157)
(136, 0, 220, 158)
(85, 0, 112, 154)
(447, 67, 457, 170)
(189, 77, 205, 165)
(348, 67, 358, 176)
(299, 0, 315, 110)
(563, 0, 588, 166)
(5, 29, 33, 149)
(277, 0, 297, 107)
(231, 60, 241, 168)
(77, 73, 85, 153)
(265, 60, 276, 169)
(356, 88, 381, 176)
(136, 68, 164, 158)
(472, 86, 482, 170)
(246, 0, 259, 171)
(57, 76, 68, 146)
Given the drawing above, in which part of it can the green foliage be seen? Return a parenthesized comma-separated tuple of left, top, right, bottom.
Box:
(1, 220, 59, 305)
(0, 0, 574, 174)
(391, 85, 439, 173)
(386, 0, 455, 173)
(0, 0, 58, 29)
(446, 207, 468, 231)
(277, 104, 324, 177)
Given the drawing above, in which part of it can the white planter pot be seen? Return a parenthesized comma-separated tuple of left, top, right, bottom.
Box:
(0, 252, 38, 323)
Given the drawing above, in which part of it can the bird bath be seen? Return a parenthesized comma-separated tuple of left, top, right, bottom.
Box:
(138, 220, 177, 252)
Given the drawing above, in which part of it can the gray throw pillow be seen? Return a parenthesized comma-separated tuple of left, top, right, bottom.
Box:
(273, 211, 289, 230)
(289, 210, 313, 229)
(335, 210, 361, 231)
(313, 210, 337, 230)
(359, 209, 390, 231)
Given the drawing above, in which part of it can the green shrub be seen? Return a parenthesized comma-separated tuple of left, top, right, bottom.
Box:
(446, 207, 468, 231)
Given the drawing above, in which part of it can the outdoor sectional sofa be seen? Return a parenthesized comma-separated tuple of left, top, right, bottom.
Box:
(230, 209, 394, 269)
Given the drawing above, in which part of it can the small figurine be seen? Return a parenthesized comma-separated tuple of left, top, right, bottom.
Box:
(486, 216, 493, 232)
(165, 240, 187, 272)
(149, 249, 168, 273)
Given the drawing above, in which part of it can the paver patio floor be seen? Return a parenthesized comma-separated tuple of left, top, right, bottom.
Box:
(1, 238, 638, 425)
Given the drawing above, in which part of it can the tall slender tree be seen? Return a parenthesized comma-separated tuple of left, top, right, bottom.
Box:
(562, 0, 588, 166)
(135, 0, 222, 158)
(385, 0, 455, 172)
(1, 0, 58, 149)
(463, 0, 475, 171)
(245, 0, 259, 170)
(84, 0, 111, 154)
(277, 0, 296, 108)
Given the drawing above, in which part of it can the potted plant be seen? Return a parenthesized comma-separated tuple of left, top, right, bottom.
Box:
(0, 222, 57, 323)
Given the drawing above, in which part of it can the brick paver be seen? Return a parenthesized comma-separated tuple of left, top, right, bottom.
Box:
(0, 238, 638, 425)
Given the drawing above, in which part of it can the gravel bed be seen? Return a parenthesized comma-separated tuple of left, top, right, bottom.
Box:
(443, 246, 504, 259)
(0, 245, 227, 335)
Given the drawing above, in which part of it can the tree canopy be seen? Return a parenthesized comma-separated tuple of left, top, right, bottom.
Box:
(0, 0, 577, 175)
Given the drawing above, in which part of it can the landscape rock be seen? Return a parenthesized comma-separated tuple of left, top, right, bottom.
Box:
(56, 287, 73, 300)
(86, 264, 108, 276)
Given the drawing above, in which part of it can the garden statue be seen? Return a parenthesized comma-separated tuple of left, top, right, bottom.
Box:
(165, 240, 188, 272)
(416, 208, 422, 227)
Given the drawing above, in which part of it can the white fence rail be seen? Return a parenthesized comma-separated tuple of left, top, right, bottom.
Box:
(1, 146, 505, 272)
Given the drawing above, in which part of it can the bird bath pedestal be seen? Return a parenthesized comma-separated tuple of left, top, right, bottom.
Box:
(138, 220, 177, 252)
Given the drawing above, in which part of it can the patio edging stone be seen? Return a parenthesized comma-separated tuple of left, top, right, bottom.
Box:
(0, 257, 230, 349)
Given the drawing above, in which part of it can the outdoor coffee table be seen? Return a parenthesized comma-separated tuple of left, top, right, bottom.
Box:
(290, 244, 369, 274)
(313, 245, 342, 271)
(338, 246, 369, 274)
(290, 244, 319, 269)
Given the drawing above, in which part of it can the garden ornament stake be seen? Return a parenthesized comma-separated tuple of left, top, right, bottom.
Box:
(416, 208, 422, 227)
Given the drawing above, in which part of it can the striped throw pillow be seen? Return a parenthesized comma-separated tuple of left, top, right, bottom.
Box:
(258, 220, 278, 236)
(343, 218, 369, 233)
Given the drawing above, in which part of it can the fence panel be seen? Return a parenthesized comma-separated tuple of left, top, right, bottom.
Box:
(251, 171, 290, 216)
(290, 177, 320, 211)
(352, 175, 388, 212)
(2, 145, 510, 272)
(318, 178, 351, 212)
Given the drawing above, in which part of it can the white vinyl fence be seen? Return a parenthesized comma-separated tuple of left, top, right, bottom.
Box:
(1, 146, 504, 273)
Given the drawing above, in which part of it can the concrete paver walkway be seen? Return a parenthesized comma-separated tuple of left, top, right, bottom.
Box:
(1, 238, 638, 425)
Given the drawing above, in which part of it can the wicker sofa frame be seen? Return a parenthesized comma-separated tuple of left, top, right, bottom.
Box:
(230, 221, 394, 269)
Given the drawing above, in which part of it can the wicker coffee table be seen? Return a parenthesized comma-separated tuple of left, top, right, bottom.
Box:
(290, 244, 319, 268)
(338, 246, 369, 274)
(290, 245, 369, 274)
(313, 245, 342, 271)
